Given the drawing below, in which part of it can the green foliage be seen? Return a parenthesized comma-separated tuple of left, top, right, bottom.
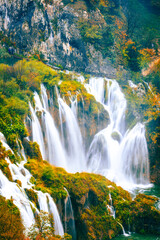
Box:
(130, 194, 160, 234)
(0, 142, 12, 181)
(24, 157, 160, 238)
(25, 188, 40, 210)
(0, 47, 10, 59)
(28, 211, 55, 240)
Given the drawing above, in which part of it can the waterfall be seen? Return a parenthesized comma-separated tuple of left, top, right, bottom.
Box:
(42, 110, 67, 168)
(107, 193, 115, 219)
(31, 90, 67, 168)
(64, 188, 76, 240)
(28, 78, 150, 191)
(0, 169, 35, 229)
(4, 0, 10, 30)
(119, 123, 150, 186)
(117, 221, 130, 237)
(0, 134, 64, 237)
(86, 77, 150, 190)
(37, 191, 64, 236)
(29, 102, 46, 160)
(58, 97, 86, 172)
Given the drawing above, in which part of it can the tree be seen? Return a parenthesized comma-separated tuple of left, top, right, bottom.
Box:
(28, 211, 55, 240)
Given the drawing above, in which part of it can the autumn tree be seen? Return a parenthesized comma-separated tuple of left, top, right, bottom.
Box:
(28, 211, 55, 240)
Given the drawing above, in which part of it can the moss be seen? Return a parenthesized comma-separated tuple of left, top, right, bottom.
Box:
(0, 142, 12, 181)
(25, 188, 40, 210)
(15, 179, 22, 187)
(130, 194, 160, 234)
(25, 142, 43, 161)
(0, 195, 25, 240)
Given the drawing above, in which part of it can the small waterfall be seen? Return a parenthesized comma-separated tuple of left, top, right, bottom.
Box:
(49, 32, 54, 44)
(29, 102, 46, 160)
(0, 169, 35, 229)
(85, 77, 105, 103)
(107, 193, 115, 219)
(37, 191, 64, 236)
(117, 221, 130, 237)
(31, 90, 67, 168)
(42, 110, 67, 168)
(4, 1, 10, 30)
(0, 135, 64, 236)
(58, 97, 86, 172)
(119, 123, 150, 186)
(41, 84, 49, 110)
(86, 77, 150, 190)
(64, 188, 76, 240)
(70, 96, 78, 117)
(47, 194, 64, 236)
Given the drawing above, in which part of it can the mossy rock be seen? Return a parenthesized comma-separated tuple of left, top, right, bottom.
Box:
(0, 142, 12, 181)
(25, 188, 40, 210)
(0, 195, 25, 239)
(111, 131, 121, 142)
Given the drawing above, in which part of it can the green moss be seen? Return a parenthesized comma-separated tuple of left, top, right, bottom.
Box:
(130, 194, 160, 234)
(25, 188, 40, 210)
(0, 195, 25, 239)
(25, 142, 43, 161)
(0, 142, 12, 181)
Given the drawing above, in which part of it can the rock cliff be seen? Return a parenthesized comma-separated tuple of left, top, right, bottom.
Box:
(0, 0, 117, 76)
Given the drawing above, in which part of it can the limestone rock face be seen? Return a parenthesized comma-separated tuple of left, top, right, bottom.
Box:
(0, 0, 116, 75)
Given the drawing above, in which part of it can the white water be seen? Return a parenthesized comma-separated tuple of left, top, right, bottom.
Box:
(30, 85, 86, 172)
(64, 188, 76, 240)
(107, 193, 115, 219)
(29, 102, 46, 160)
(32, 90, 67, 168)
(58, 97, 86, 172)
(86, 77, 150, 191)
(37, 191, 64, 236)
(28, 78, 150, 191)
(4, 1, 10, 30)
(0, 169, 35, 229)
(0, 133, 64, 236)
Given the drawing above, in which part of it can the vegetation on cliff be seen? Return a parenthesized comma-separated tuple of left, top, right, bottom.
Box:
(24, 156, 160, 239)
(0, 0, 160, 237)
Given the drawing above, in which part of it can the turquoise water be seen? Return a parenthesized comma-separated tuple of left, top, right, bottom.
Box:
(113, 233, 160, 240)
(143, 184, 160, 198)
(114, 185, 160, 240)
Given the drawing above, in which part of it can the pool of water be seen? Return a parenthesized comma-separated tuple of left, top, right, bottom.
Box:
(113, 233, 160, 240)
(113, 185, 160, 240)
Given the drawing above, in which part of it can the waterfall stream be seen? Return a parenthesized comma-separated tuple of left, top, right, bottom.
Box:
(0, 73, 153, 239)
(64, 188, 77, 240)
(0, 135, 64, 235)
(86, 77, 150, 190)
(29, 77, 150, 191)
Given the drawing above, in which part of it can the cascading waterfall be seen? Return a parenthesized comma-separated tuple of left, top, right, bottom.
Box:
(119, 123, 150, 186)
(29, 78, 150, 191)
(107, 193, 115, 219)
(58, 96, 86, 172)
(37, 191, 64, 236)
(64, 188, 76, 240)
(0, 134, 64, 236)
(0, 138, 36, 229)
(86, 77, 150, 190)
(29, 102, 46, 160)
(31, 89, 67, 168)
(0, 169, 36, 229)
(30, 84, 86, 172)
